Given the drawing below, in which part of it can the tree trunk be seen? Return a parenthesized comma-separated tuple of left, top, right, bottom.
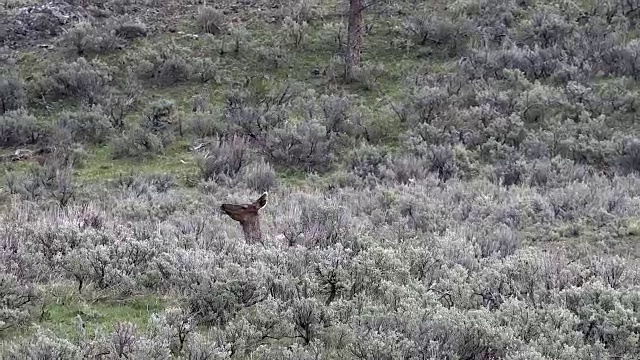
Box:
(345, 0, 364, 83)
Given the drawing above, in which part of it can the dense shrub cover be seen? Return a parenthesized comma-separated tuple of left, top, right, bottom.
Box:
(0, 168, 638, 358)
(1, 0, 640, 358)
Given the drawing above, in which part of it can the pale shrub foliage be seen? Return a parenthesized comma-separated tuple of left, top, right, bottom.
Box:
(0, 167, 639, 358)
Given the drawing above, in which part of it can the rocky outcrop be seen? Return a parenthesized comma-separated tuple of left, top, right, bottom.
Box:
(0, 1, 91, 47)
(0, 147, 52, 164)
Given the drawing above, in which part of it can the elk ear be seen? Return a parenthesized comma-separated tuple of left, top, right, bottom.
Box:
(253, 192, 268, 210)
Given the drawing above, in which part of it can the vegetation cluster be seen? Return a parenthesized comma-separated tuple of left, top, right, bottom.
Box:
(0, 0, 639, 358)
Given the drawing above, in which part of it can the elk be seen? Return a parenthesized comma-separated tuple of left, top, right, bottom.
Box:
(220, 192, 268, 244)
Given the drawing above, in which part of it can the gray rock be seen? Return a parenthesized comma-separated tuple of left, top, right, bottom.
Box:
(0, 1, 91, 47)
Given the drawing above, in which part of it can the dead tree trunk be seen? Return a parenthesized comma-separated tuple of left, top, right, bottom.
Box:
(345, 0, 364, 83)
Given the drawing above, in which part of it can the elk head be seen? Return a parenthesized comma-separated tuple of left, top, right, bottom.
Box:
(220, 192, 268, 244)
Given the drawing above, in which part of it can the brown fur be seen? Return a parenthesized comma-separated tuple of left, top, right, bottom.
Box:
(220, 192, 268, 244)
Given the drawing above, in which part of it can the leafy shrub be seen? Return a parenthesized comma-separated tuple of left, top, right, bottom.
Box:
(229, 23, 250, 53)
(240, 158, 278, 192)
(100, 74, 143, 131)
(197, 135, 249, 183)
(381, 152, 431, 184)
(183, 333, 232, 358)
(0, 109, 50, 146)
(450, 0, 522, 45)
(259, 94, 359, 173)
(54, 109, 113, 145)
(193, 111, 279, 186)
(7, 163, 77, 207)
(109, 321, 139, 358)
(222, 87, 289, 140)
(349, 144, 388, 181)
(429, 145, 458, 181)
(4, 328, 80, 359)
(191, 93, 213, 114)
(191, 57, 221, 83)
(265, 120, 335, 173)
(186, 113, 222, 138)
(196, 6, 225, 35)
(404, 12, 473, 56)
(475, 223, 520, 257)
(350, 62, 390, 91)
(255, 45, 290, 70)
(612, 39, 640, 80)
(277, 0, 321, 23)
(110, 127, 165, 159)
(111, 15, 148, 40)
(143, 172, 177, 193)
(561, 281, 640, 357)
(570, 18, 619, 71)
(0, 273, 42, 333)
(617, 136, 640, 174)
(0, 74, 25, 114)
(518, 7, 575, 48)
(281, 16, 309, 48)
(392, 82, 451, 125)
(188, 268, 266, 326)
(58, 15, 147, 57)
(590, 78, 638, 123)
(462, 46, 568, 82)
(131, 45, 192, 86)
(41, 57, 114, 105)
(141, 99, 177, 147)
(58, 21, 124, 57)
(280, 196, 353, 248)
(493, 159, 526, 186)
(289, 298, 327, 345)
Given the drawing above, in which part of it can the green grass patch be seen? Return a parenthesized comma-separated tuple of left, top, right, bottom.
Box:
(39, 294, 168, 338)
(0, 284, 173, 343)
(75, 141, 201, 185)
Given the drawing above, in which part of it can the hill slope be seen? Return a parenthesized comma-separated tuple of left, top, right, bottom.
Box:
(1, 0, 640, 358)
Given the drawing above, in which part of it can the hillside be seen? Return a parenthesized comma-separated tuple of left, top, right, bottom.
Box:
(1, 0, 640, 358)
